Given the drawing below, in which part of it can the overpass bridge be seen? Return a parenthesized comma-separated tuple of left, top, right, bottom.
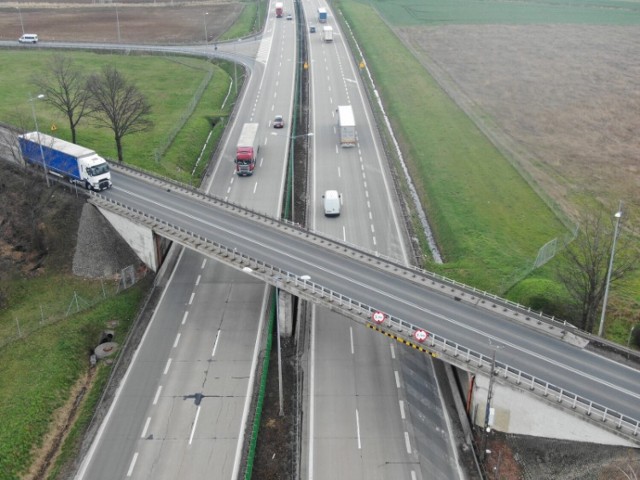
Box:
(90, 164, 640, 447)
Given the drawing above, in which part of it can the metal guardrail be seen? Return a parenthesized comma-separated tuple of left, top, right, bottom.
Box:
(89, 193, 640, 445)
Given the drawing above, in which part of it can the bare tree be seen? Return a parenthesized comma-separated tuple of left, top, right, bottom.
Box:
(32, 55, 93, 144)
(86, 65, 152, 163)
(558, 204, 639, 333)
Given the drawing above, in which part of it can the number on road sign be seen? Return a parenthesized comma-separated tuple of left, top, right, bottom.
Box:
(372, 311, 385, 324)
(414, 329, 429, 343)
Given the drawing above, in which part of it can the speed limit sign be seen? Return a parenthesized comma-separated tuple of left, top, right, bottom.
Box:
(372, 311, 385, 324)
(414, 329, 429, 343)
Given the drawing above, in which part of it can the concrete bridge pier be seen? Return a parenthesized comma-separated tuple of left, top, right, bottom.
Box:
(277, 289, 293, 338)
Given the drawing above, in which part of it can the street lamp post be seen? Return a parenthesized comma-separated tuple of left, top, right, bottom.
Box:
(481, 343, 502, 461)
(17, 6, 25, 35)
(627, 324, 639, 358)
(115, 3, 121, 42)
(598, 203, 623, 337)
(203, 12, 209, 43)
(28, 94, 50, 188)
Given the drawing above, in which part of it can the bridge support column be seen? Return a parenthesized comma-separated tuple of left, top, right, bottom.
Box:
(277, 290, 293, 338)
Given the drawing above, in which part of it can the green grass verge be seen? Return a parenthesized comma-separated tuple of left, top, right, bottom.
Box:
(338, 1, 568, 291)
(0, 279, 148, 479)
(0, 50, 232, 182)
(219, 2, 256, 41)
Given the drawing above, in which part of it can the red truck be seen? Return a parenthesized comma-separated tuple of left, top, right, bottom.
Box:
(275, 2, 284, 17)
(235, 123, 260, 176)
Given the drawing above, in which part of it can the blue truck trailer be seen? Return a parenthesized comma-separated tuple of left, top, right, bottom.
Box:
(318, 7, 327, 23)
(19, 132, 112, 191)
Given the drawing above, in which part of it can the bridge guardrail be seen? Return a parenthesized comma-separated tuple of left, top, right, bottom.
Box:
(89, 194, 640, 444)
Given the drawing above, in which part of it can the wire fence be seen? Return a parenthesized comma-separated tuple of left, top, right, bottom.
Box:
(0, 265, 147, 351)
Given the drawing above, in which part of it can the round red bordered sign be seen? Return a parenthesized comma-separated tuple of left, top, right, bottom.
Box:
(372, 311, 385, 324)
(414, 329, 429, 343)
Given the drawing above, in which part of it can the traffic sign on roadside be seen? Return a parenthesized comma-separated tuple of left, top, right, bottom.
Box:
(372, 310, 385, 324)
(414, 329, 429, 343)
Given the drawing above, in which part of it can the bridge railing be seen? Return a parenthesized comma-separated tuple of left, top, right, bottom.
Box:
(89, 194, 640, 444)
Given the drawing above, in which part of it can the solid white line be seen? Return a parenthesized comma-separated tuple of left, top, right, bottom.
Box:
(163, 358, 172, 375)
(153, 386, 162, 405)
(399, 400, 406, 420)
(355, 409, 362, 449)
(212, 329, 221, 357)
(141, 417, 151, 439)
(308, 307, 317, 480)
(189, 405, 201, 445)
(404, 431, 412, 454)
(395, 370, 401, 389)
(173, 333, 181, 348)
(126, 452, 138, 477)
(195, 274, 201, 286)
(182, 311, 188, 325)
(350, 326, 354, 354)
(188, 292, 195, 305)
(74, 247, 186, 480)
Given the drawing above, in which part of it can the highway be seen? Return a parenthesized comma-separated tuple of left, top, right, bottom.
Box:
(300, 1, 462, 478)
(95, 169, 640, 428)
(75, 6, 297, 479)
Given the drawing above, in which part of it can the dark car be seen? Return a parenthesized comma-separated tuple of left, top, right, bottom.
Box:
(273, 115, 284, 128)
(309, 25, 316, 33)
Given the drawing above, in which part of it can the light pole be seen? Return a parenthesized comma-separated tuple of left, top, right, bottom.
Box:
(28, 94, 50, 188)
(481, 342, 502, 461)
(627, 324, 638, 358)
(203, 12, 209, 43)
(598, 203, 623, 337)
(115, 3, 121, 42)
(17, 6, 25, 35)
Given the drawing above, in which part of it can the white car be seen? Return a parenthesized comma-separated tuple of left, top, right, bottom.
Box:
(19, 34, 38, 44)
(286, 13, 293, 20)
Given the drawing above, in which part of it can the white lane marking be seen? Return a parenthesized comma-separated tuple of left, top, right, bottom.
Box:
(173, 333, 181, 348)
(189, 405, 202, 445)
(404, 432, 412, 454)
(253, 182, 258, 194)
(342, 226, 346, 242)
(399, 400, 406, 420)
(189, 292, 195, 305)
(195, 274, 201, 286)
(355, 409, 362, 449)
(141, 417, 151, 438)
(118, 187, 640, 398)
(153, 386, 162, 405)
(201, 258, 207, 269)
(182, 311, 189, 325)
(212, 329, 221, 357)
(411, 471, 417, 480)
(74, 248, 187, 480)
(350, 326, 354, 354)
(126, 452, 138, 477)
(390, 344, 396, 359)
(163, 358, 172, 375)
(395, 371, 401, 389)
(308, 308, 317, 480)
(337, 166, 341, 177)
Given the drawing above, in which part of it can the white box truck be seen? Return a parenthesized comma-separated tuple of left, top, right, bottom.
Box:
(322, 25, 333, 42)
(337, 105, 356, 147)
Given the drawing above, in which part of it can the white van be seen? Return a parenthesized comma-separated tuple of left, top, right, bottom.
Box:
(19, 34, 38, 44)
(322, 190, 341, 217)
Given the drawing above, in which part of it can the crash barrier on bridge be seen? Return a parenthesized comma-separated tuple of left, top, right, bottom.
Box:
(88, 187, 640, 445)
(104, 164, 640, 360)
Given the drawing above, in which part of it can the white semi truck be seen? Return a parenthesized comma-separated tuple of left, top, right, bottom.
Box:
(337, 105, 356, 147)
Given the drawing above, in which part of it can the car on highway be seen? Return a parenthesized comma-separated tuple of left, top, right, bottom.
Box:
(322, 190, 341, 216)
(273, 115, 284, 128)
(309, 25, 316, 33)
(286, 13, 293, 20)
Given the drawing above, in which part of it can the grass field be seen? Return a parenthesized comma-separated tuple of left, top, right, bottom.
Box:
(339, 1, 569, 291)
(0, 50, 232, 183)
(361, 0, 640, 26)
